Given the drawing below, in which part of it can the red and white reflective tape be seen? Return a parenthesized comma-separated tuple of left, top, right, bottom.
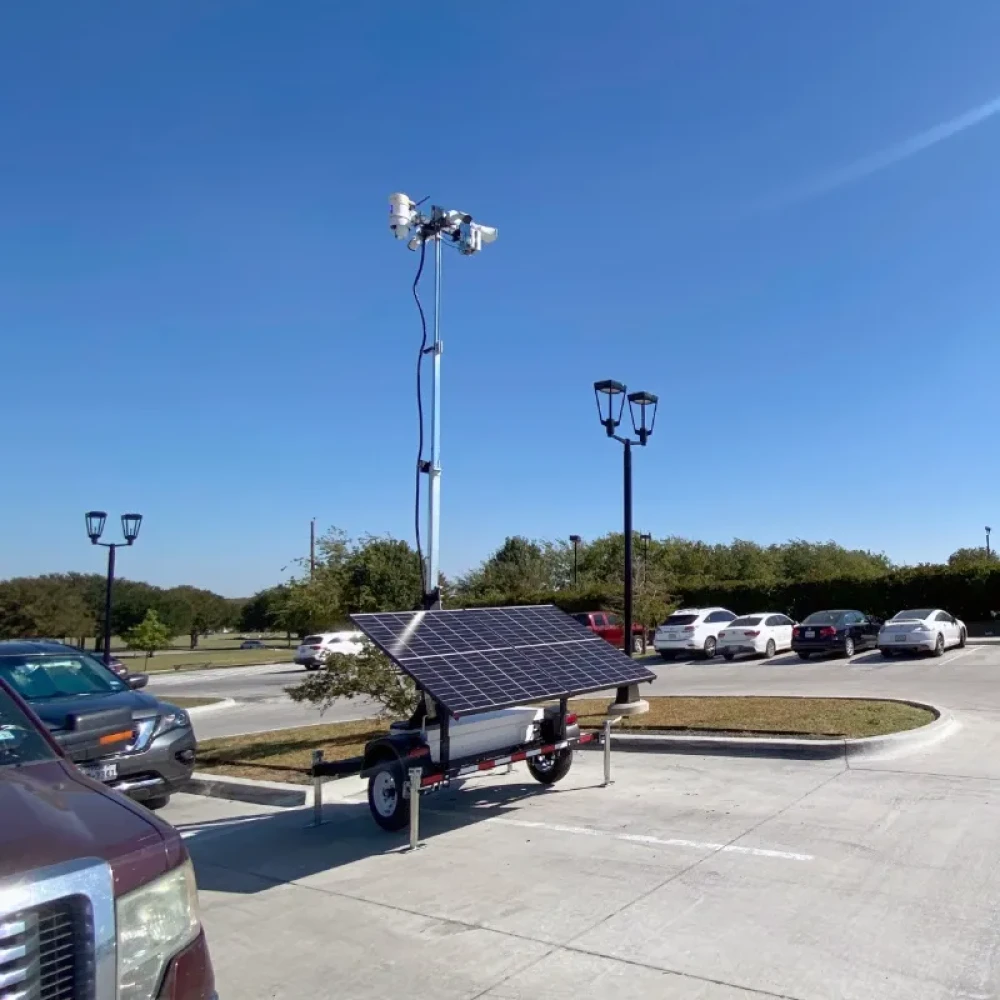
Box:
(420, 732, 595, 788)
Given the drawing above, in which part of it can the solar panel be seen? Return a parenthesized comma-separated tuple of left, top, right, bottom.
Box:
(351, 605, 655, 717)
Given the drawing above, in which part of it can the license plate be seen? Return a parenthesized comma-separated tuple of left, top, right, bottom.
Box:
(805, 629, 815, 638)
(895, 635, 907, 643)
(81, 762, 118, 782)
(667, 633, 677, 641)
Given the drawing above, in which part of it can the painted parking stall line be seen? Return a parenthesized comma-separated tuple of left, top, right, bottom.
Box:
(489, 817, 814, 862)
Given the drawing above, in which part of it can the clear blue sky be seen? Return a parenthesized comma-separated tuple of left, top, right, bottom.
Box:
(3, 1, 999, 597)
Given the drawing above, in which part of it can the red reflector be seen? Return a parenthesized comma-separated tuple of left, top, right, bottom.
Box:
(408, 746, 429, 758)
(478, 760, 495, 771)
(510, 751, 527, 763)
(565, 713, 578, 726)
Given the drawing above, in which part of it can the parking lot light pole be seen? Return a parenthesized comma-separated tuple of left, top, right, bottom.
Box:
(569, 534, 581, 585)
(987, 526, 992, 559)
(594, 382, 658, 713)
(85, 511, 143, 665)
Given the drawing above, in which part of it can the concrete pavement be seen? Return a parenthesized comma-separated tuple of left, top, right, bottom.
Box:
(166, 719, 1000, 1000)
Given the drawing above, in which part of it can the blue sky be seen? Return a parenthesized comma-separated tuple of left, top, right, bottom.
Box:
(3, 1, 999, 596)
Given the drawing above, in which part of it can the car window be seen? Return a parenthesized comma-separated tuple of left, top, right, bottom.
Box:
(779, 616, 794, 626)
(605, 614, 622, 626)
(571, 614, 590, 626)
(934, 611, 951, 622)
(706, 611, 730, 623)
(302, 635, 323, 644)
(731, 616, 762, 627)
(763, 615, 780, 627)
(891, 610, 934, 621)
(0, 655, 125, 701)
(802, 611, 845, 625)
(0, 682, 56, 766)
(660, 614, 698, 626)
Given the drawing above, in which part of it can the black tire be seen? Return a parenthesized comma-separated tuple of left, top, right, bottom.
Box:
(843, 637, 855, 658)
(722, 651, 735, 662)
(764, 639, 776, 658)
(305, 663, 320, 671)
(143, 794, 171, 811)
(527, 747, 573, 785)
(659, 651, 674, 661)
(932, 633, 945, 657)
(797, 651, 810, 661)
(880, 648, 894, 658)
(368, 760, 410, 831)
(701, 636, 717, 660)
(959, 629, 967, 648)
(631, 634, 644, 654)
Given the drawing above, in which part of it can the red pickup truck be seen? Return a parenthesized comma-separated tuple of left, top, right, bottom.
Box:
(573, 612, 646, 653)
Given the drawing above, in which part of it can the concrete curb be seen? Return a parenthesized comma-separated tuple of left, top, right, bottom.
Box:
(597, 700, 956, 761)
(182, 772, 307, 807)
(185, 698, 237, 716)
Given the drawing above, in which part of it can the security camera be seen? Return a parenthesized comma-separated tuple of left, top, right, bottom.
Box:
(388, 192, 416, 240)
(460, 221, 499, 254)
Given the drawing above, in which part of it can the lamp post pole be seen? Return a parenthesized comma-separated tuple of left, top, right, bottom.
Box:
(988, 526, 992, 559)
(85, 512, 143, 665)
(569, 535, 581, 586)
(623, 440, 633, 664)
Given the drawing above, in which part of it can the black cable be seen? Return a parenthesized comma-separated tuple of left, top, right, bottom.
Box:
(412, 237, 428, 594)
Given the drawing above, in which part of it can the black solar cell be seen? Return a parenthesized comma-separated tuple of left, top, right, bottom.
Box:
(352, 605, 655, 717)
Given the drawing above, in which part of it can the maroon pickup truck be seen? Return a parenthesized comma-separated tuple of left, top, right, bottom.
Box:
(0, 677, 217, 1000)
(572, 611, 646, 653)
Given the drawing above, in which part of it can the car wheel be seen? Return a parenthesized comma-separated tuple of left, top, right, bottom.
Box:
(368, 760, 410, 831)
(527, 747, 574, 785)
(932, 633, 945, 657)
(959, 629, 967, 648)
(880, 648, 894, 658)
(659, 651, 674, 661)
(722, 651, 735, 662)
(764, 639, 776, 658)
(702, 637, 717, 660)
(843, 637, 855, 658)
(144, 794, 171, 811)
(797, 652, 811, 661)
(631, 634, 644, 654)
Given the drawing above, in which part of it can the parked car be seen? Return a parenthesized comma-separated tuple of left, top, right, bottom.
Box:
(878, 609, 967, 657)
(0, 640, 196, 809)
(0, 675, 218, 1000)
(295, 630, 365, 669)
(792, 609, 880, 659)
(240, 639, 266, 649)
(718, 612, 795, 660)
(571, 612, 646, 653)
(653, 608, 736, 660)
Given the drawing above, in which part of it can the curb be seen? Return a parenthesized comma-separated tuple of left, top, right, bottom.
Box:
(182, 772, 307, 807)
(186, 698, 237, 716)
(596, 700, 955, 761)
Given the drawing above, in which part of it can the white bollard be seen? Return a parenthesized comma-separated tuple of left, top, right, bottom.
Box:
(312, 750, 324, 826)
(408, 767, 423, 850)
(603, 719, 614, 787)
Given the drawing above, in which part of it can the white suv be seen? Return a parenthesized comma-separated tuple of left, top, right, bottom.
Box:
(295, 630, 363, 670)
(653, 607, 737, 660)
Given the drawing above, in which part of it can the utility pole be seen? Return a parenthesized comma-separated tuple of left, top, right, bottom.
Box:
(987, 526, 992, 559)
(310, 518, 316, 577)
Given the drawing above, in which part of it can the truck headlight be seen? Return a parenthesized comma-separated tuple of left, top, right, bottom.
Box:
(117, 860, 201, 999)
(153, 709, 191, 739)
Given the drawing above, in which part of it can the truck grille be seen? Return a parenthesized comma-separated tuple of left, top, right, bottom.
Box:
(0, 900, 91, 1000)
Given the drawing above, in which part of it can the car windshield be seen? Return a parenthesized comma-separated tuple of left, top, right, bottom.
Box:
(890, 610, 935, 621)
(0, 683, 58, 765)
(730, 616, 763, 627)
(802, 611, 848, 625)
(0, 654, 126, 701)
(661, 614, 698, 626)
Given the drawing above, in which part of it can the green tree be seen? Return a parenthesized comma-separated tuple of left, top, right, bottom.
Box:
(285, 639, 418, 717)
(341, 535, 423, 614)
(123, 609, 173, 664)
(948, 547, 999, 570)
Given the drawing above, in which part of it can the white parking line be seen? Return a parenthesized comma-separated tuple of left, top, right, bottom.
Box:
(489, 818, 813, 861)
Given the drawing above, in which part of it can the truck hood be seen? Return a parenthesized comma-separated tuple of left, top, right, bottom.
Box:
(28, 690, 161, 730)
(0, 759, 181, 895)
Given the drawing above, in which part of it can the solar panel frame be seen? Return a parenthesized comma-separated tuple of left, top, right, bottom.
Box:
(351, 604, 655, 717)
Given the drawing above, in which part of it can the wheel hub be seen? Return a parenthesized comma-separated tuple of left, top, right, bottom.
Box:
(372, 770, 398, 817)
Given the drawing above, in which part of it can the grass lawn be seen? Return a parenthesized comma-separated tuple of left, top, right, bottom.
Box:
(137, 648, 295, 673)
(194, 696, 934, 785)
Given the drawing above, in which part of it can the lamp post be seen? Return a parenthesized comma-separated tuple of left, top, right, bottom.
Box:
(85, 511, 142, 665)
(594, 381, 658, 713)
(569, 535, 582, 586)
(988, 526, 993, 559)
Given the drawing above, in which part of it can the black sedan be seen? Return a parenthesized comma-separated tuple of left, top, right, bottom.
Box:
(791, 610, 880, 659)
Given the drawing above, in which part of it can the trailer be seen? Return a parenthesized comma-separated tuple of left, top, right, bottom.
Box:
(311, 605, 655, 836)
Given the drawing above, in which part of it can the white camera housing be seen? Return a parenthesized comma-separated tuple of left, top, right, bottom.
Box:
(388, 192, 416, 240)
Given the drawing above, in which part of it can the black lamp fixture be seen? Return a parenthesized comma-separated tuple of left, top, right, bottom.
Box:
(639, 532, 652, 561)
(593, 379, 659, 710)
(85, 510, 143, 666)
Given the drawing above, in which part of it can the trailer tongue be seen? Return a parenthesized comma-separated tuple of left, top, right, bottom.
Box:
(311, 605, 655, 837)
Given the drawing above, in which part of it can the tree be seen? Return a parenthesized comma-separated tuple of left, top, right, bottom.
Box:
(123, 609, 173, 664)
(285, 639, 418, 718)
(341, 535, 423, 614)
(948, 547, 999, 570)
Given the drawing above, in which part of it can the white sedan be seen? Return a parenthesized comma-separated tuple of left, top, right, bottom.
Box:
(878, 609, 967, 658)
(718, 613, 796, 661)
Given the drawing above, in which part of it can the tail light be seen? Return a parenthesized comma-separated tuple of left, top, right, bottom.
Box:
(565, 713, 578, 726)
(310, 645, 321, 650)
(792, 627, 802, 637)
(744, 630, 760, 637)
(682, 626, 696, 632)
(718, 630, 727, 638)
(819, 627, 837, 638)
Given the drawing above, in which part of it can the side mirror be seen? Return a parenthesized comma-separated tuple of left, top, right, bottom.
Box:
(128, 673, 149, 690)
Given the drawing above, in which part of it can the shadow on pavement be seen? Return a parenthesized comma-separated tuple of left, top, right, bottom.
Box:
(180, 777, 590, 897)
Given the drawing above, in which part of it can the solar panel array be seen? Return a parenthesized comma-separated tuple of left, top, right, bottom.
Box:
(351, 604, 655, 717)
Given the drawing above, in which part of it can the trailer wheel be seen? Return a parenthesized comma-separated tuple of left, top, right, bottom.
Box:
(527, 747, 573, 785)
(367, 760, 410, 831)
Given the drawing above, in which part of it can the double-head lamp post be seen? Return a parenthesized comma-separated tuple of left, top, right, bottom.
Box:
(85, 511, 143, 665)
(594, 381, 658, 710)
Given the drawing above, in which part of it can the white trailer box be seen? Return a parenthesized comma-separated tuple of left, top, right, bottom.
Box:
(425, 706, 544, 765)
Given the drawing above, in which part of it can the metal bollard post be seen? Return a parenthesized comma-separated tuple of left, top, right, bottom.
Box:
(312, 750, 324, 826)
(408, 767, 422, 850)
(602, 719, 614, 787)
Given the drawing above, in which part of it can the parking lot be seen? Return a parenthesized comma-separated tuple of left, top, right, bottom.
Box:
(165, 643, 1000, 999)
